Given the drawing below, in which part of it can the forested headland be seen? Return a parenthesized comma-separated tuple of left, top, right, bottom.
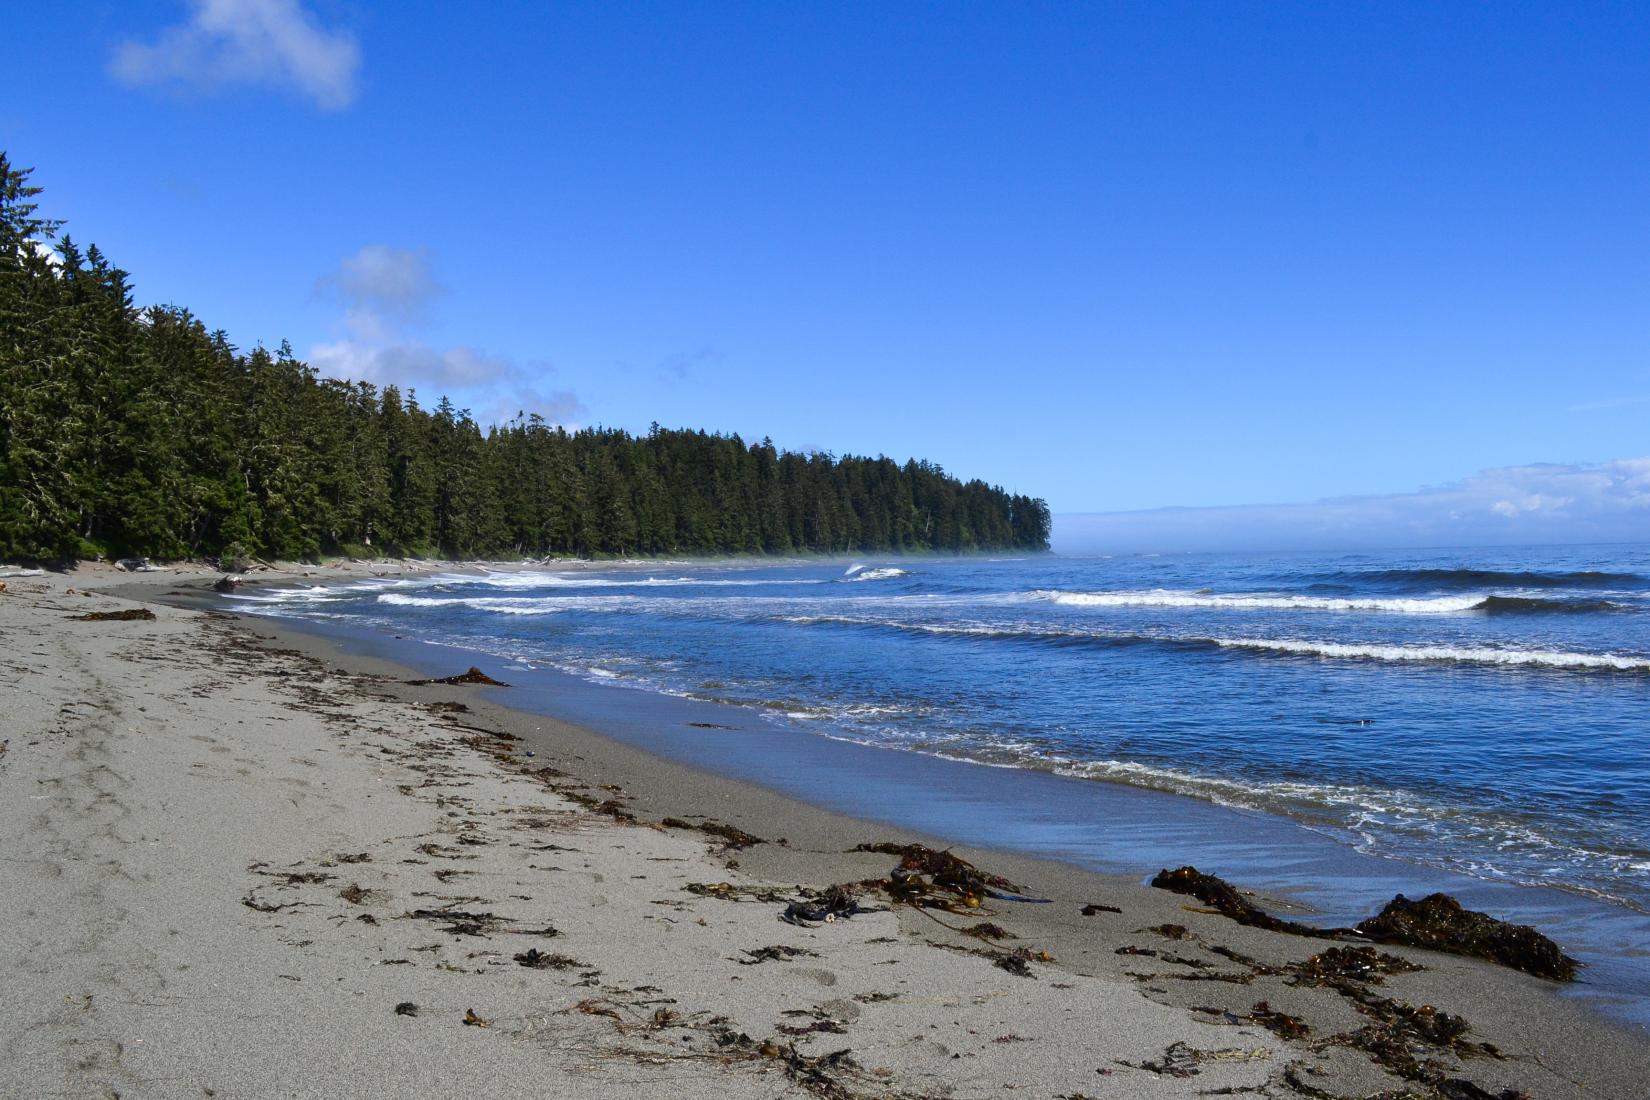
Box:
(0, 155, 1050, 563)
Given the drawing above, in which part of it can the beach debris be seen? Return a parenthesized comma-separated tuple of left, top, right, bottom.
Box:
(960, 921, 1014, 940)
(781, 884, 883, 926)
(1125, 1041, 1268, 1079)
(1150, 866, 1332, 937)
(405, 907, 558, 938)
(1129, 1041, 1203, 1078)
(992, 947, 1054, 977)
(394, 1002, 419, 1017)
(1355, 893, 1578, 982)
(685, 881, 790, 903)
(0, 582, 7, 594)
(1152, 869, 1576, 983)
(854, 842, 1045, 911)
(1242, 1001, 1312, 1041)
(115, 557, 158, 572)
(1147, 923, 1191, 939)
(405, 667, 510, 687)
(660, 817, 765, 850)
(738, 945, 821, 965)
(704, 1027, 867, 1100)
(338, 883, 370, 904)
(1327, 995, 1494, 1086)
(688, 721, 738, 730)
(1292, 945, 1422, 988)
(1080, 903, 1122, 915)
(213, 575, 241, 593)
(777, 1018, 848, 1037)
(68, 607, 156, 622)
(462, 1008, 491, 1028)
(514, 948, 585, 969)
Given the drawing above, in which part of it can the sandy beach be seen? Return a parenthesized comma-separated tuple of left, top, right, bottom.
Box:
(3, 562, 1647, 1099)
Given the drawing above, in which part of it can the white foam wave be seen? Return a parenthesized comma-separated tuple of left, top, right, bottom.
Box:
(846, 567, 911, 582)
(1037, 589, 1488, 614)
(377, 593, 565, 615)
(1213, 637, 1650, 671)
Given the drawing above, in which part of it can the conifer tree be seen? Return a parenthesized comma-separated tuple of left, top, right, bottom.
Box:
(0, 153, 1052, 563)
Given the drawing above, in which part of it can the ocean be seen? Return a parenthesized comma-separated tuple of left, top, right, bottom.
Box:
(232, 544, 1650, 917)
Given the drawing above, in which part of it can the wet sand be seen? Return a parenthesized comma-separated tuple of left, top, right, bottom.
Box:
(3, 560, 1647, 1099)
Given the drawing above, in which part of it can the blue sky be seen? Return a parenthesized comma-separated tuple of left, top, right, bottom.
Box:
(4, 2, 1647, 544)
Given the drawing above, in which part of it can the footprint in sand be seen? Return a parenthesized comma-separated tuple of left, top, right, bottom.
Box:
(789, 967, 837, 987)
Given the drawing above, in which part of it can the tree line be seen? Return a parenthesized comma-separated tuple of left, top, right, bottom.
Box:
(0, 154, 1050, 563)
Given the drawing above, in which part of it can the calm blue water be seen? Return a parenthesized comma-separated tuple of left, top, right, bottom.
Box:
(236, 545, 1650, 914)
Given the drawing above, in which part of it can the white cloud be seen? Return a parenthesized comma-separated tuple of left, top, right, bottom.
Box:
(110, 0, 360, 110)
(309, 341, 513, 390)
(27, 240, 62, 268)
(307, 245, 583, 428)
(1056, 458, 1650, 553)
(485, 387, 587, 428)
(319, 245, 443, 336)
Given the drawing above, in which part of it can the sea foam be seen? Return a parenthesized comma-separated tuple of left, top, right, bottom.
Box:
(1036, 589, 1586, 614)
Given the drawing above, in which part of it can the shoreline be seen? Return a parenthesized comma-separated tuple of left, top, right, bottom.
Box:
(123, 564, 1650, 1048)
(189, 560, 1650, 1023)
(6, 559, 1647, 1097)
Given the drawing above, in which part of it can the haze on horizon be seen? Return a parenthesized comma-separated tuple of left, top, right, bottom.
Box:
(5, 2, 1647, 550)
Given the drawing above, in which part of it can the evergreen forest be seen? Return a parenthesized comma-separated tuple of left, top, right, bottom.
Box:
(0, 154, 1051, 563)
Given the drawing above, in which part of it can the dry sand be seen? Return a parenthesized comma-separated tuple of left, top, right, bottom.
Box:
(2, 561, 1646, 1099)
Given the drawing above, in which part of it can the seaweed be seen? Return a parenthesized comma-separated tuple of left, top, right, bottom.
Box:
(684, 881, 791, 903)
(1080, 903, 1122, 915)
(1148, 923, 1191, 940)
(1355, 894, 1577, 982)
(514, 948, 585, 969)
(960, 921, 1013, 940)
(69, 607, 156, 622)
(1292, 946, 1422, 988)
(739, 945, 821, 965)
(1150, 866, 1334, 937)
(853, 842, 1034, 911)
(660, 817, 764, 850)
(1152, 869, 1577, 984)
(1243, 1001, 1311, 1040)
(405, 667, 510, 687)
(405, 907, 558, 938)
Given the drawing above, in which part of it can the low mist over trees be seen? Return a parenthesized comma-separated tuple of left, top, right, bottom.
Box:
(0, 154, 1050, 562)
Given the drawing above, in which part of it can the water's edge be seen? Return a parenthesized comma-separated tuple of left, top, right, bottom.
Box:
(214, 593, 1650, 1032)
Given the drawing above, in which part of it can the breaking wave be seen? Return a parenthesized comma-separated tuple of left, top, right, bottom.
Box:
(844, 567, 912, 582)
(1212, 637, 1650, 671)
(1324, 567, 1648, 591)
(1035, 589, 1619, 614)
(1037, 589, 1487, 613)
(776, 615, 1650, 671)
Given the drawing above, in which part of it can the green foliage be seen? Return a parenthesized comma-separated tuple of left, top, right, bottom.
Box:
(0, 155, 1052, 562)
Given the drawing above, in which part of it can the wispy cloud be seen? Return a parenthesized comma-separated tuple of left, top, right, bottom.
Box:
(1056, 458, 1650, 553)
(110, 0, 361, 110)
(315, 244, 444, 342)
(1567, 393, 1650, 414)
(308, 245, 584, 427)
(656, 345, 722, 384)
